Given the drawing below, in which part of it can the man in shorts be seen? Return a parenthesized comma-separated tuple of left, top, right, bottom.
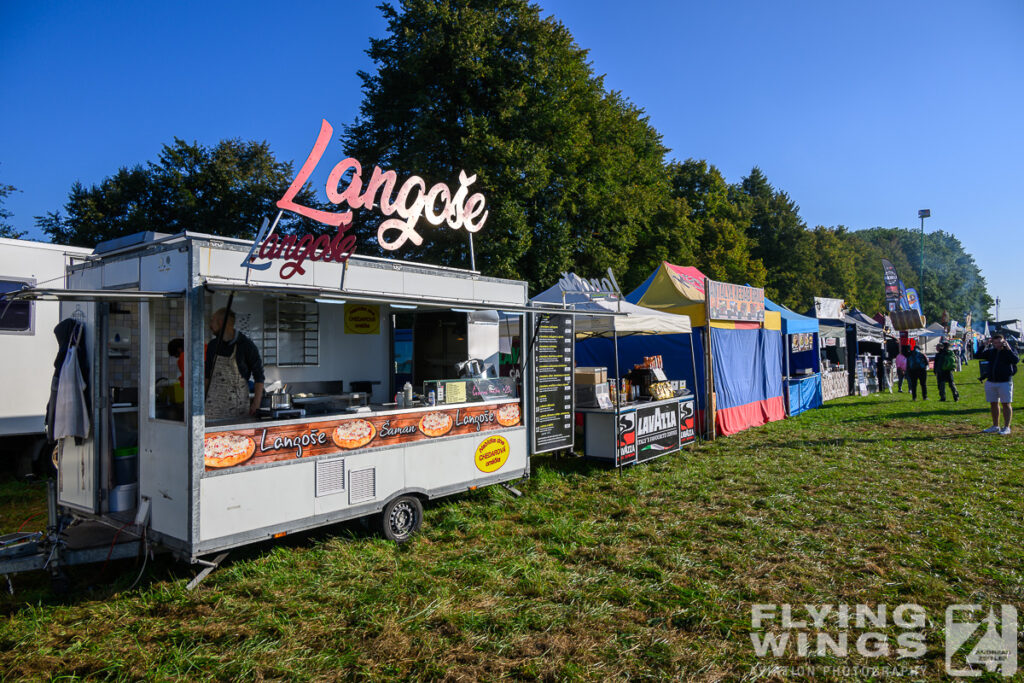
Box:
(976, 334, 1018, 435)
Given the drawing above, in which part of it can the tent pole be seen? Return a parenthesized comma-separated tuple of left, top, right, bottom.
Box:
(704, 278, 716, 441)
(785, 333, 791, 416)
(689, 329, 701, 444)
(613, 327, 621, 470)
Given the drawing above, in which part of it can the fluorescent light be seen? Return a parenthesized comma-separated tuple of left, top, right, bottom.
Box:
(390, 303, 418, 309)
(315, 298, 346, 305)
(451, 308, 475, 313)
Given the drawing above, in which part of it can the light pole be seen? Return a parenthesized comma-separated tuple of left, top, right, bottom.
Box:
(918, 209, 930, 313)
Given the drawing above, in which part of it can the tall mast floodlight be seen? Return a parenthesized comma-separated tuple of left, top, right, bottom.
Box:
(918, 209, 930, 311)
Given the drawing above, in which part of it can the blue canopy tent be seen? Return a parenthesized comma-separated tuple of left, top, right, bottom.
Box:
(765, 298, 822, 416)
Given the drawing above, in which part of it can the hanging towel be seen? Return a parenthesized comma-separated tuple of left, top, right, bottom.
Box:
(54, 324, 90, 440)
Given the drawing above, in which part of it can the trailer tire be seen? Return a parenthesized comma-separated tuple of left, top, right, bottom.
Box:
(379, 495, 422, 543)
(51, 570, 72, 596)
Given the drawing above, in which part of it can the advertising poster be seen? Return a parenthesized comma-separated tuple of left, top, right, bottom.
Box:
(615, 411, 637, 467)
(203, 400, 521, 472)
(706, 280, 765, 322)
(635, 402, 680, 462)
(678, 399, 696, 446)
(344, 304, 380, 334)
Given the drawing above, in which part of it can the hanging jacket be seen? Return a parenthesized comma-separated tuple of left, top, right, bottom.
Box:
(53, 323, 90, 440)
(46, 319, 90, 442)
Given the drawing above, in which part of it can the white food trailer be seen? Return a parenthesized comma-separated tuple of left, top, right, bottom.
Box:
(1, 230, 593, 587)
(0, 238, 92, 475)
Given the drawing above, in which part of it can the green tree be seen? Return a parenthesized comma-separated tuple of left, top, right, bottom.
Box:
(37, 139, 322, 247)
(666, 159, 765, 286)
(0, 174, 25, 239)
(735, 167, 814, 308)
(343, 0, 685, 291)
(852, 227, 993, 321)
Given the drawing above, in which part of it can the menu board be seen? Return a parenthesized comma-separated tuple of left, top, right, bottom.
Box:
(531, 313, 574, 454)
(855, 358, 868, 396)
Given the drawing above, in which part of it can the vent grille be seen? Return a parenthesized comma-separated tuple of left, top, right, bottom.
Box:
(315, 458, 345, 497)
(349, 468, 376, 504)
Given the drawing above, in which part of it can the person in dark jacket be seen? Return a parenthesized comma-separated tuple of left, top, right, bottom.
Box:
(933, 343, 959, 402)
(905, 345, 929, 401)
(976, 334, 1019, 435)
(205, 308, 265, 419)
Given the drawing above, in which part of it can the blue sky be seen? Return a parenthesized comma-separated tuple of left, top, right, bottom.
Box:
(2, 1, 1021, 320)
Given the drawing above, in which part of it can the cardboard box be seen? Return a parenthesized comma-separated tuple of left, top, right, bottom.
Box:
(574, 367, 607, 384)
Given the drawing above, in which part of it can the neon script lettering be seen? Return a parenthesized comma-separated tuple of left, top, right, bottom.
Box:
(278, 118, 489, 251)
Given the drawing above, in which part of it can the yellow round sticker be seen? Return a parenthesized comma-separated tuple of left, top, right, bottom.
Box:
(475, 435, 510, 473)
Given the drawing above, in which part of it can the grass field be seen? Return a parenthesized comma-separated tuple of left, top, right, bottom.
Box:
(1, 362, 1021, 681)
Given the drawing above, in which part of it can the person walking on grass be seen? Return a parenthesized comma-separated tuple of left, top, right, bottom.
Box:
(895, 347, 908, 393)
(977, 333, 1018, 435)
(906, 344, 929, 401)
(934, 342, 959, 402)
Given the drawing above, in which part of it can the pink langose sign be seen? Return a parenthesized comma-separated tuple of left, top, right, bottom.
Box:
(279, 118, 488, 250)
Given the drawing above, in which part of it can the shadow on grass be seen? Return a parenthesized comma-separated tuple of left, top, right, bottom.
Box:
(0, 514, 385, 613)
(532, 451, 619, 477)
(841, 407, 990, 422)
(754, 431, 985, 451)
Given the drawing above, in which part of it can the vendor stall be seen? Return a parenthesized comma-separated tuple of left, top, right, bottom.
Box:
(628, 263, 784, 437)
(532, 278, 697, 466)
(5, 230, 580, 582)
(844, 309, 887, 395)
(765, 298, 822, 416)
(806, 297, 849, 402)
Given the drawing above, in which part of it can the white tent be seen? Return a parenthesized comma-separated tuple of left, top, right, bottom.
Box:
(916, 322, 947, 355)
(531, 285, 691, 336)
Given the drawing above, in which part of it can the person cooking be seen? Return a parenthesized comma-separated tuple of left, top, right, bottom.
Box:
(205, 307, 264, 420)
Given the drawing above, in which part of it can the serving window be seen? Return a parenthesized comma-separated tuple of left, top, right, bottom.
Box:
(201, 301, 524, 473)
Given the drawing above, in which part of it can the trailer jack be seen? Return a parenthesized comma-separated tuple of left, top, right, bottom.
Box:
(186, 552, 229, 591)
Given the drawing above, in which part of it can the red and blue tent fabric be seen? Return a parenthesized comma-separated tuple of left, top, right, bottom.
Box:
(625, 262, 785, 436)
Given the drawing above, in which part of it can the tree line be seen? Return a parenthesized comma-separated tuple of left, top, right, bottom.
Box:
(4, 0, 993, 322)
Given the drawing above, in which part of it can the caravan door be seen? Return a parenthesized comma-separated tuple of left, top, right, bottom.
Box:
(56, 300, 101, 513)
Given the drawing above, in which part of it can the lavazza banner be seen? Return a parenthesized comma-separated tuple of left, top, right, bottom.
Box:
(635, 402, 679, 461)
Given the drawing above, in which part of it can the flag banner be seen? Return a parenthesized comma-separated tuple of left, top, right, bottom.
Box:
(881, 259, 901, 311)
(905, 288, 922, 314)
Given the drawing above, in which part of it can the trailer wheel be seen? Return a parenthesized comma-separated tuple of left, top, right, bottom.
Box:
(379, 495, 422, 543)
(50, 570, 71, 596)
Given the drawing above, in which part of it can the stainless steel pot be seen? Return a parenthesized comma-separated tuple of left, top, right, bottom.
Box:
(270, 392, 292, 410)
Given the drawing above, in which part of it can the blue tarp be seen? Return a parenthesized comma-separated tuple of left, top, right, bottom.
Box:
(766, 297, 822, 415)
(786, 374, 823, 416)
(710, 327, 784, 412)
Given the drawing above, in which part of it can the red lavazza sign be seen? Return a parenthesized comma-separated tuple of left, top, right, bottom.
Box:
(243, 118, 489, 279)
